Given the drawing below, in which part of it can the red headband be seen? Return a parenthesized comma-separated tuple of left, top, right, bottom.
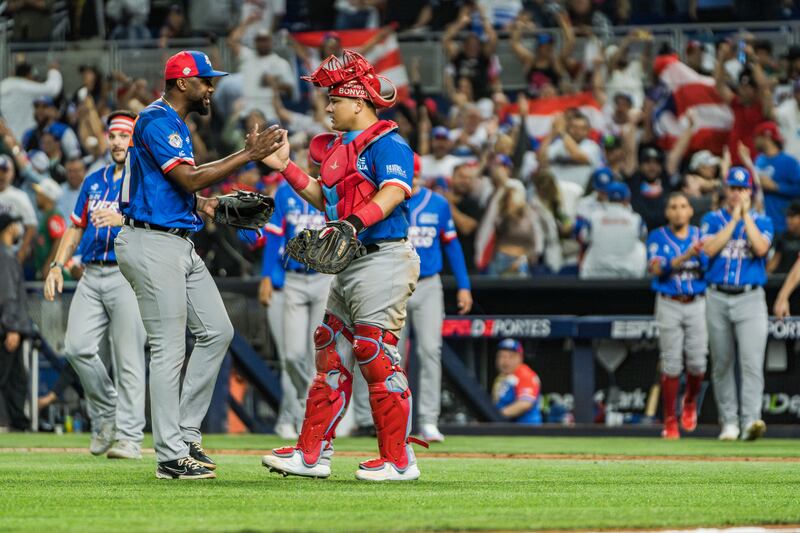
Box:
(302, 50, 396, 109)
(108, 116, 135, 135)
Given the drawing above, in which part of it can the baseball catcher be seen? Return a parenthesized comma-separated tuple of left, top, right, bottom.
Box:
(261, 50, 424, 481)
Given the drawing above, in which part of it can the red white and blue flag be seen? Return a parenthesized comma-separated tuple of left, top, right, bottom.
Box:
(652, 54, 733, 155)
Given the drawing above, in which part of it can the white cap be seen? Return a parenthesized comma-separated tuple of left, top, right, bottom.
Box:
(33, 178, 62, 201)
(689, 150, 720, 172)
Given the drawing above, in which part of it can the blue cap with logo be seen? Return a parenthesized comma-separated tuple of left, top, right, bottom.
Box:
(591, 167, 614, 193)
(726, 166, 753, 188)
(497, 338, 524, 354)
(431, 126, 450, 139)
(607, 181, 630, 202)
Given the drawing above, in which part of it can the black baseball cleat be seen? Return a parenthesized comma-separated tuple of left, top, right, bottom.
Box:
(155, 457, 216, 480)
(186, 441, 216, 470)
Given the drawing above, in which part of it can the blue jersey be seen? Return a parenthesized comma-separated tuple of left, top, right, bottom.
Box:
(121, 99, 201, 231)
(408, 187, 470, 290)
(492, 364, 542, 425)
(264, 181, 326, 273)
(332, 130, 413, 245)
(700, 208, 774, 287)
(755, 152, 800, 234)
(646, 226, 707, 296)
(69, 165, 125, 262)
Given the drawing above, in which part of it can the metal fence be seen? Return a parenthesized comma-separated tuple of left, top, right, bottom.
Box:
(3, 21, 800, 98)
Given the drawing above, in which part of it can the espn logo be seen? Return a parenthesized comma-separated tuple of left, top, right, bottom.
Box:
(610, 320, 659, 339)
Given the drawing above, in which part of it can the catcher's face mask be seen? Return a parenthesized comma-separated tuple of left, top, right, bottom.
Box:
(302, 50, 397, 109)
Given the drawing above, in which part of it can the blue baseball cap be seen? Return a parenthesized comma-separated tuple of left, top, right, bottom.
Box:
(726, 166, 753, 188)
(591, 167, 614, 193)
(607, 181, 630, 202)
(497, 338, 524, 354)
(164, 50, 228, 80)
(431, 126, 450, 139)
(537, 33, 554, 46)
(33, 95, 55, 107)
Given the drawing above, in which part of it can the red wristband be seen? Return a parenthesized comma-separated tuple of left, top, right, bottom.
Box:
(281, 161, 311, 191)
(348, 201, 384, 231)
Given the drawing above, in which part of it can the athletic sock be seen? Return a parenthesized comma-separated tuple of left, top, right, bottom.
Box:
(685, 372, 704, 404)
(660, 374, 680, 421)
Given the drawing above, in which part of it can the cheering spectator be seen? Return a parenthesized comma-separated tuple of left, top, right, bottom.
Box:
(0, 156, 37, 264)
(106, 0, 151, 41)
(0, 213, 32, 431)
(0, 63, 63, 141)
(30, 179, 65, 280)
(158, 4, 190, 46)
(746, 122, 800, 234)
(492, 338, 542, 424)
(477, 0, 524, 29)
(604, 29, 652, 110)
(444, 162, 485, 273)
(530, 169, 567, 273)
(22, 97, 81, 161)
(715, 41, 773, 166)
(539, 112, 603, 188)
(56, 158, 86, 220)
(578, 182, 647, 279)
(776, 79, 800, 162)
(443, 4, 498, 101)
(629, 147, 672, 231)
(767, 201, 800, 274)
(567, 0, 612, 41)
(450, 104, 491, 157)
(684, 150, 723, 225)
(510, 15, 573, 98)
(228, 18, 296, 123)
(476, 180, 544, 276)
(685, 40, 711, 76)
(420, 126, 465, 187)
(334, 0, 380, 29)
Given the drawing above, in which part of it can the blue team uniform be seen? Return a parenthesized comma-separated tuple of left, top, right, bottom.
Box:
(700, 208, 774, 287)
(492, 364, 542, 424)
(70, 165, 125, 262)
(263, 182, 327, 276)
(408, 187, 470, 290)
(326, 130, 413, 245)
(754, 152, 800, 234)
(120, 99, 200, 231)
(646, 226, 707, 296)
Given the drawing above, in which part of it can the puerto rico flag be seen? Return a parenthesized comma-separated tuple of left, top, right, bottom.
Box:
(652, 54, 733, 155)
(292, 27, 409, 102)
(502, 92, 605, 141)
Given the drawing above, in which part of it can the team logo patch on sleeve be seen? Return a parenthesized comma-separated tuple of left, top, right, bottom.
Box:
(168, 132, 183, 148)
(385, 164, 407, 178)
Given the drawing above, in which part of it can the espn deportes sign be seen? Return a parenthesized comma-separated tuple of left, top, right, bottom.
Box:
(441, 316, 800, 340)
(442, 318, 553, 338)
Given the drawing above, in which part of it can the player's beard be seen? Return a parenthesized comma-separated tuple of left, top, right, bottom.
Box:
(111, 150, 127, 165)
(189, 96, 211, 116)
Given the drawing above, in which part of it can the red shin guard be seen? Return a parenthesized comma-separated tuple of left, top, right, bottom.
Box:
(294, 313, 353, 465)
(352, 323, 414, 470)
(661, 374, 680, 421)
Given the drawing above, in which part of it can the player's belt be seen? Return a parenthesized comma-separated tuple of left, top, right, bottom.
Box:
(364, 237, 407, 255)
(123, 216, 191, 239)
(710, 284, 756, 295)
(659, 293, 699, 304)
(85, 260, 117, 267)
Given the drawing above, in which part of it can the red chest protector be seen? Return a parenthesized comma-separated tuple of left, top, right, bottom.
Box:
(316, 120, 398, 221)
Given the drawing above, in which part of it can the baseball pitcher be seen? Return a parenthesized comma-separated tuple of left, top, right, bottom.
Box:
(116, 51, 282, 480)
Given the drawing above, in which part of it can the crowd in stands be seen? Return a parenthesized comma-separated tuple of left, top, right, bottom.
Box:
(3, 1, 800, 281)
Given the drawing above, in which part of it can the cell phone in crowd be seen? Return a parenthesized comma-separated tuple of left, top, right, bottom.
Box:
(738, 40, 747, 64)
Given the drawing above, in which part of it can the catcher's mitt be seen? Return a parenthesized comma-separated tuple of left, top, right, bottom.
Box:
(286, 221, 366, 274)
(213, 190, 275, 230)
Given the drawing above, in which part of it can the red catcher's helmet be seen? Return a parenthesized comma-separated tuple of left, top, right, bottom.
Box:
(302, 49, 397, 108)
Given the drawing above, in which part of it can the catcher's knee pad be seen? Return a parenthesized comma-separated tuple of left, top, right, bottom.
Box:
(353, 323, 414, 469)
(296, 313, 353, 465)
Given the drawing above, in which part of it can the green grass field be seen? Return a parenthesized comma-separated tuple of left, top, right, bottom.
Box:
(1, 433, 799, 532)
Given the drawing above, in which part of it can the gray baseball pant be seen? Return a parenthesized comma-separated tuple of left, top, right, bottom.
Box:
(115, 226, 234, 463)
(705, 287, 768, 429)
(63, 264, 146, 442)
(266, 289, 301, 429)
(353, 273, 443, 427)
(282, 272, 332, 422)
(655, 295, 708, 377)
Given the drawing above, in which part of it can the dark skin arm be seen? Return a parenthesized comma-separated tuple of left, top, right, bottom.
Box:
(167, 125, 284, 193)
